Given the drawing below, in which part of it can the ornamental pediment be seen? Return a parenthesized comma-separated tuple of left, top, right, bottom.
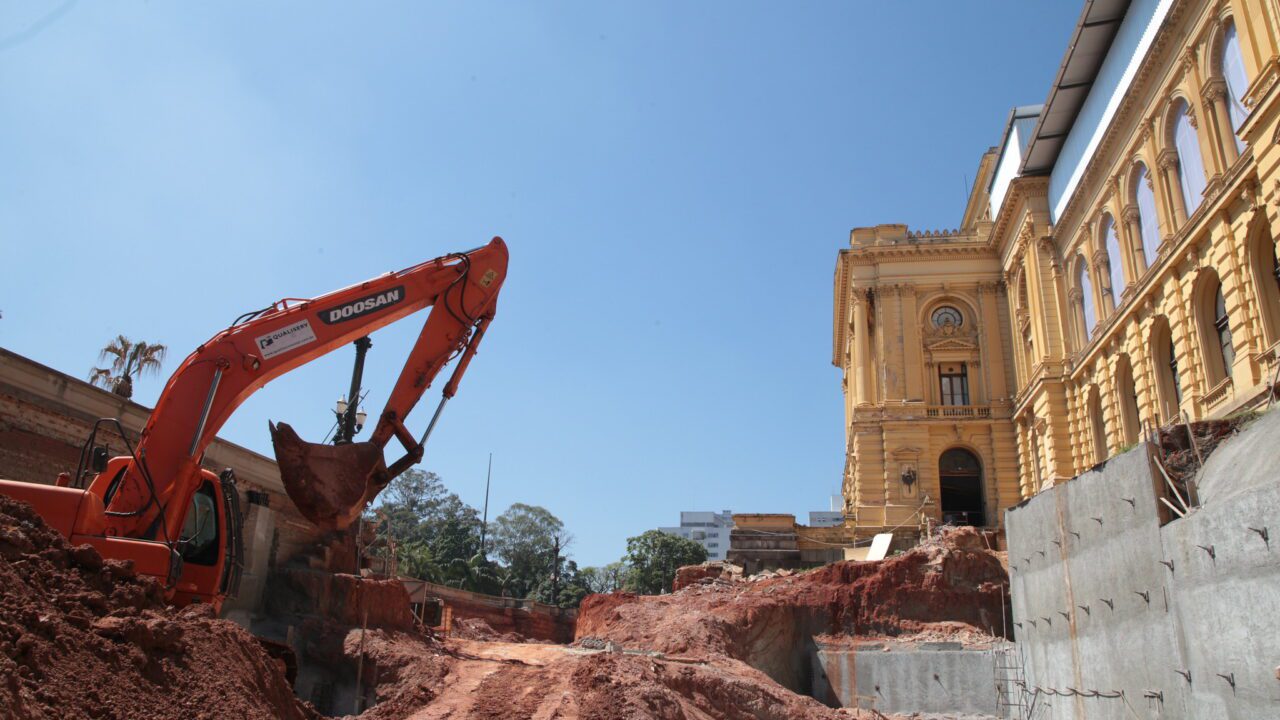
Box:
(924, 337, 979, 351)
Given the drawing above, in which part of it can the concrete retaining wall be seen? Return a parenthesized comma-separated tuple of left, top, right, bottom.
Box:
(811, 641, 1004, 715)
(1005, 410, 1280, 719)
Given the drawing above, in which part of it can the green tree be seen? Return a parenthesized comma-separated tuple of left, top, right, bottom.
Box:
(398, 540, 442, 583)
(579, 561, 631, 594)
(88, 335, 167, 399)
(443, 553, 504, 594)
(369, 469, 483, 582)
(490, 503, 568, 599)
(532, 559, 592, 608)
(623, 530, 707, 595)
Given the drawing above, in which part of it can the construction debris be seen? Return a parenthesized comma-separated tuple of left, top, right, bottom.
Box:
(1157, 415, 1251, 484)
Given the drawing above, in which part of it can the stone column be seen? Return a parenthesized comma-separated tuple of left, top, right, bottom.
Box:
(979, 282, 1009, 400)
(1204, 78, 1241, 166)
(1159, 149, 1190, 227)
(852, 292, 871, 406)
(1141, 124, 1175, 244)
(901, 285, 924, 402)
(1122, 204, 1148, 275)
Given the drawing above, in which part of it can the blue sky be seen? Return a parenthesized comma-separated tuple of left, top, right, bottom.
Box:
(1, 1, 1081, 567)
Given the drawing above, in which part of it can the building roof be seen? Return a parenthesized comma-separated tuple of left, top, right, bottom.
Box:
(1020, 0, 1132, 176)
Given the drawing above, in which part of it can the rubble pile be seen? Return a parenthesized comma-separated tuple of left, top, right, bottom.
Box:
(0, 495, 312, 720)
(670, 560, 743, 591)
(1157, 415, 1251, 483)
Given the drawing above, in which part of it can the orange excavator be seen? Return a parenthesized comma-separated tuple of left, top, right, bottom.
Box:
(0, 238, 508, 611)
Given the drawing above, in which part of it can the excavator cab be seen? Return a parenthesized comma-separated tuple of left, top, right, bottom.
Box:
(168, 468, 243, 608)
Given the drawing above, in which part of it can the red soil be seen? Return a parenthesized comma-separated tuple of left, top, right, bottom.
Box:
(340, 632, 867, 720)
(576, 526, 1009, 691)
(0, 495, 313, 720)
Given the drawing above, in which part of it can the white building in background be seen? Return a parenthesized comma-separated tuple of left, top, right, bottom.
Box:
(657, 510, 734, 561)
(808, 495, 846, 528)
(807, 511, 845, 528)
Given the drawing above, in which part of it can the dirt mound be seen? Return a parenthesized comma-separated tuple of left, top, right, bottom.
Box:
(341, 631, 864, 719)
(0, 494, 312, 720)
(576, 526, 1009, 692)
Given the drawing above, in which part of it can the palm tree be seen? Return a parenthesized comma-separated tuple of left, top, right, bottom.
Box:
(89, 335, 167, 399)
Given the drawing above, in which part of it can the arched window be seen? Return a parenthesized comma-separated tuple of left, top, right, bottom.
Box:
(1087, 385, 1107, 464)
(1173, 100, 1207, 216)
(1197, 271, 1235, 385)
(1017, 271, 1034, 376)
(1115, 355, 1141, 445)
(1248, 225, 1280, 345)
(1214, 285, 1235, 378)
(1150, 317, 1182, 423)
(1101, 214, 1127, 304)
(1134, 164, 1161, 266)
(1221, 21, 1249, 152)
(1077, 256, 1097, 341)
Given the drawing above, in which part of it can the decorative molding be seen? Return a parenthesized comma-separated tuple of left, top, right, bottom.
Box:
(925, 337, 980, 352)
(1201, 77, 1227, 103)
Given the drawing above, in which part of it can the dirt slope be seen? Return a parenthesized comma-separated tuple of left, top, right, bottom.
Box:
(0, 494, 312, 720)
(337, 633, 867, 720)
(575, 526, 1009, 691)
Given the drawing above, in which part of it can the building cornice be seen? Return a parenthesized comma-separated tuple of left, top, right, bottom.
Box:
(1053, 0, 1196, 238)
(991, 176, 1052, 259)
(832, 250, 852, 368)
(843, 242, 996, 264)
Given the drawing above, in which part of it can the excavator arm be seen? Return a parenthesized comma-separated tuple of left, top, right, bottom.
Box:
(89, 237, 508, 540)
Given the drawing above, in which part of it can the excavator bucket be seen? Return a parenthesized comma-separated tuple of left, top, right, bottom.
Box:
(269, 421, 388, 530)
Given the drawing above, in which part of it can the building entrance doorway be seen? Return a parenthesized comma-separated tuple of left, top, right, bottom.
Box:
(938, 448, 985, 527)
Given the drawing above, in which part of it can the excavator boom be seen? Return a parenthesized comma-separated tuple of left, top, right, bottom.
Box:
(1, 237, 508, 609)
(94, 237, 508, 536)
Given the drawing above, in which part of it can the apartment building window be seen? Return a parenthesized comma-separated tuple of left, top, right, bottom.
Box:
(1169, 337, 1182, 407)
(939, 363, 969, 406)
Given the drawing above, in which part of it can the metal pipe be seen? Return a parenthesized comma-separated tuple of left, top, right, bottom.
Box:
(417, 396, 449, 448)
(189, 366, 224, 457)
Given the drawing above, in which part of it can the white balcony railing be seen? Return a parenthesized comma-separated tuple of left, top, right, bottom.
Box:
(926, 405, 992, 419)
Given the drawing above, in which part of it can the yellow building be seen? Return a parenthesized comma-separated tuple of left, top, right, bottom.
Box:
(834, 0, 1280, 539)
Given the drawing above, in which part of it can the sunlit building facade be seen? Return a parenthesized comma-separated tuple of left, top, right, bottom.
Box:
(834, 0, 1280, 538)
